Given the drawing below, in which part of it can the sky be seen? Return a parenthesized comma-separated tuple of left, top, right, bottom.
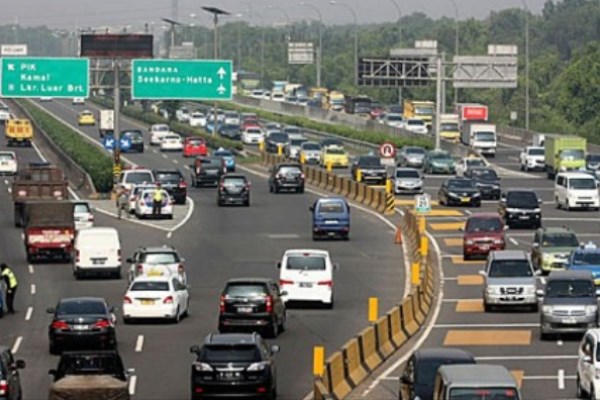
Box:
(4, 0, 549, 30)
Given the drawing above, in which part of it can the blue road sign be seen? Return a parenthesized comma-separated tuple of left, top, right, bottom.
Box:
(119, 136, 132, 152)
(103, 135, 116, 151)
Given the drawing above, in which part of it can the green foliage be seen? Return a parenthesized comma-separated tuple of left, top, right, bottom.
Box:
(18, 100, 114, 193)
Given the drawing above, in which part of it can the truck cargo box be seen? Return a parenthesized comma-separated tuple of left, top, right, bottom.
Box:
(48, 375, 130, 400)
(24, 201, 75, 229)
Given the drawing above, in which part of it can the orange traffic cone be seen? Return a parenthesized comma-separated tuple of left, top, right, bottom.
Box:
(394, 227, 403, 244)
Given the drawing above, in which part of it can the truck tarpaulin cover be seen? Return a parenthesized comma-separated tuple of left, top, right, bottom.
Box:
(48, 375, 130, 400)
(24, 201, 75, 228)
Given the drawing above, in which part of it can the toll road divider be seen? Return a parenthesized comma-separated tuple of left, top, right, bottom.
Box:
(342, 339, 368, 387)
(326, 352, 353, 399)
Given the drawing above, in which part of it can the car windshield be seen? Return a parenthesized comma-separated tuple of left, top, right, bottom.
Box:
(405, 148, 425, 155)
(318, 201, 345, 213)
(396, 170, 420, 179)
(327, 148, 346, 155)
(572, 252, 600, 266)
(164, 135, 180, 141)
(57, 301, 106, 315)
(291, 139, 307, 146)
(269, 133, 288, 142)
(542, 233, 579, 247)
(560, 149, 585, 161)
(448, 180, 476, 189)
(360, 157, 381, 166)
(466, 217, 502, 232)
(546, 279, 594, 298)
(223, 177, 246, 186)
(303, 143, 320, 151)
(74, 204, 90, 214)
(224, 112, 238, 118)
(191, 113, 204, 118)
(200, 345, 260, 363)
(415, 107, 434, 115)
(278, 166, 302, 175)
(588, 155, 600, 162)
(246, 129, 262, 134)
(187, 138, 205, 146)
(225, 284, 268, 298)
(287, 256, 326, 270)
(123, 130, 142, 138)
(449, 388, 519, 399)
(440, 122, 458, 131)
(153, 125, 169, 132)
(215, 151, 233, 157)
(506, 192, 538, 207)
(489, 259, 532, 278)
(58, 355, 124, 378)
(124, 172, 154, 184)
(474, 132, 495, 142)
(528, 148, 544, 156)
(408, 120, 424, 126)
(0, 153, 14, 161)
(430, 152, 451, 161)
(387, 114, 404, 121)
(323, 140, 343, 147)
(155, 173, 181, 183)
(569, 178, 596, 190)
(131, 281, 169, 291)
(201, 158, 223, 167)
(141, 252, 179, 264)
(471, 169, 498, 180)
(466, 159, 486, 167)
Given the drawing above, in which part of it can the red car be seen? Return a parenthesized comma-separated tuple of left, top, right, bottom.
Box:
(462, 212, 506, 260)
(182, 137, 208, 158)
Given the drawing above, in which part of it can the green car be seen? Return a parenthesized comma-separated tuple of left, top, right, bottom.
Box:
(531, 226, 580, 274)
(423, 150, 457, 174)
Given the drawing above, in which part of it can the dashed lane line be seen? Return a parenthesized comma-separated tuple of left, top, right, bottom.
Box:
(25, 307, 33, 321)
(28, 264, 34, 274)
(11, 336, 22, 354)
(135, 335, 144, 352)
(128, 375, 137, 396)
(31, 284, 36, 295)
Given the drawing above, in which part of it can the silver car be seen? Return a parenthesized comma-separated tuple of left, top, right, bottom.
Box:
(481, 250, 537, 312)
(299, 142, 322, 164)
(394, 168, 423, 195)
(285, 137, 308, 160)
(397, 146, 426, 168)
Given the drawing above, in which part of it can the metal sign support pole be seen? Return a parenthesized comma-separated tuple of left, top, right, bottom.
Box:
(113, 60, 121, 182)
(434, 55, 442, 150)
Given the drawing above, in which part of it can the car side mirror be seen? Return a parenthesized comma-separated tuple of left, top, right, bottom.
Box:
(503, 225, 509, 231)
(126, 368, 136, 376)
(48, 369, 57, 377)
(309, 206, 314, 212)
(270, 344, 280, 354)
(46, 307, 55, 314)
(190, 345, 200, 354)
(478, 270, 487, 277)
(595, 288, 600, 297)
(126, 258, 133, 263)
(536, 289, 545, 298)
(538, 199, 543, 205)
(110, 306, 118, 312)
(583, 355, 593, 364)
(532, 243, 539, 248)
(14, 360, 25, 369)
(534, 269, 542, 276)
(400, 374, 412, 384)
(280, 291, 288, 297)
(277, 262, 282, 269)
(181, 257, 186, 263)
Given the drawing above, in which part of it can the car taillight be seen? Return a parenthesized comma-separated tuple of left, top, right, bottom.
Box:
(245, 183, 251, 190)
(318, 280, 333, 287)
(94, 319, 112, 329)
(219, 183, 226, 191)
(266, 295, 273, 313)
(163, 296, 174, 304)
(300, 173, 305, 179)
(52, 320, 70, 330)
(118, 249, 121, 263)
(124, 296, 132, 304)
(220, 295, 226, 313)
(179, 181, 187, 188)
(178, 264, 184, 275)
(0, 380, 7, 396)
(279, 279, 294, 286)
(136, 264, 143, 274)
(75, 250, 80, 263)
(89, 215, 95, 221)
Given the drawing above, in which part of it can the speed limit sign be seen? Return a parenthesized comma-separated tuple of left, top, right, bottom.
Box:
(379, 142, 396, 158)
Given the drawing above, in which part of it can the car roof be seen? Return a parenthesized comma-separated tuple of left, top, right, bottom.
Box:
(316, 197, 346, 203)
(395, 167, 420, 172)
(154, 169, 182, 174)
(539, 226, 576, 234)
(414, 348, 475, 362)
(489, 250, 528, 260)
(138, 245, 178, 253)
(467, 212, 502, 220)
(222, 174, 247, 179)
(438, 364, 516, 386)
(548, 270, 594, 281)
(284, 249, 330, 256)
(59, 297, 106, 304)
(225, 278, 274, 285)
(275, 163, 302, 168)
(557, 172, 596, 178)
(205, 333, 259, 345)
(505, 189, 536, 194)
(131, 275, 173, 283)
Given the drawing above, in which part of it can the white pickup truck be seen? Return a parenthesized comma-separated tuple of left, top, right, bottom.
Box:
(519, 146, 545, 171)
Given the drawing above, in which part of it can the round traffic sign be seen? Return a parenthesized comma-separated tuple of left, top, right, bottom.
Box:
(379, 142, 396, 158)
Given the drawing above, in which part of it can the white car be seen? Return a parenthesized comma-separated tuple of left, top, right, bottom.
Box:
(271, 92, 285, 102)
(520, 146, 545, 171)
(149, 124, 171, 146)
(176, 108, 190, 123)
(577, 328, 600, 399)
(117, 168, 155, 191)
(134, 188, 173, 219)
(122, 274, 189, 323)
(242, 127, 265, 145)
(299, 142, 322, 164)
(405, 119, 428, 135)
(127, 184, 158, 214)
(223, 112, 240, 126)
(555, 172, 600, 211)
(457, 156, 487, 176)
(0, 104, 11, 122)
(73, 201, 94, 230)
(381, 113, 406, 129)
(189, 112, 207, 128)
(127, 245, 187, 284)
(72, 97, 85, 105)
(250, 89, 264, 99)
(278, 249, 337, 308)
(0, 151, 17, 175)
(160, 134, 183, 152)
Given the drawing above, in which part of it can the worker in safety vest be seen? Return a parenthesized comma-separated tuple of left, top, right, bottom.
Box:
(1, 263, 18, 314)
(152, 183, 163, 217)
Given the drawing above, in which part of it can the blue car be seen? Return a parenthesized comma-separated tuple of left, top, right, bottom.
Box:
(566, 242, 600, 285)
(214, 148, 236, 172)
(310, 197, 350, 240)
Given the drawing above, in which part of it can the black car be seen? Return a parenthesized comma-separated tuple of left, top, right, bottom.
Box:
(218, 124, 241, 141)
(438, 178, 481, 207)
(49, 350, 130, 382)
(153, 169, 187, 204)
(464, 167, 501, 200)
(320, 138, 344, 150)
(268, 163, 305, 194)
(218, 174, 251, 207)
(399, 348, 476, 400)
(190, 333, 279, 400)
(120, 129, 144, 153)
(0, 346, 25, 400)
(351, 155, 387, 184)
(499, 190, 542, 229)
(191, 156, 226, 187)
(218, 278, 286, 338)
(47, 297, 117, 354)
(265, 132, 289, 153)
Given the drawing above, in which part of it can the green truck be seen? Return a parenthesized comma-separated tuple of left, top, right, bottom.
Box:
(544, 134, 587, 178)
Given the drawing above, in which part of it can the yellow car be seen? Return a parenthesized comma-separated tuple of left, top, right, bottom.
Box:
(77, 110, 96, 126)
(320, 146, 350, 168)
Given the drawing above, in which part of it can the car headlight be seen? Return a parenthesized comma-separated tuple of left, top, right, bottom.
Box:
(524, 286, 536, 295)
(465, 240, 474, 245)
(542, 305, 553, 314)
(246, 361, 269, 371)
(194, 362, 214, 372)
(486, 286, 500, 295)
(493, 239, 504, 245)
(472, 193, 481, 197)
(533, 208, 541, 213)
(586, 305, 597, 316)
(448, 192, 459, 198)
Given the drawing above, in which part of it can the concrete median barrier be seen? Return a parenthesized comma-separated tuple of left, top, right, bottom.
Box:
(325, 172, 335, 191)
(306, 166, 317, 185)
(412, 289, 426, 325)
(348, 180, 358, 200)
(357, 326, 383, 372)
(342, 338, 368, 387)
(314, 379, 334, 400)
(341, 177, 351, 197)
(375, 315, 395, 359)
(318, 170, 328, 189)
(325, 351, 353, 400)
(388, 306, 408, 348)
(363, 186, 375, 208)
(355, 182, 366, 203)
(400, 295, 420, 337)
(334, 175, 343, 194)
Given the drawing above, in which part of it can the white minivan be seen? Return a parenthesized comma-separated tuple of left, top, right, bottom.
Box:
(555, 172, 600, 211)
(277, 249, 338, 308)
(74, 227, 122, 279)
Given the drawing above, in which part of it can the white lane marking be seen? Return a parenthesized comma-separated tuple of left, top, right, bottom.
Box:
(135, 335, 144, 352)
(11, 336, 23, 354)
(523, 375, 576, 381)
(3, 179, 7, 185)
(31, 284, 36, 295)
(464, 209, 472, 215)
(20, 233, 24, 240)
(25, 307, 33, 321)
(558, 369, 565, 390)
(476, 355, 578, 361)
(31, 140, 48, 162)
(162, 154, 168, 159)
(545, 217, 600, 222)
(557, 339, 563, 346)
(93, 207, 171, 232)
(7, 187, 11, 194)
(184, 165, 190, 170)
(128, 375, 137, 395)
(172, 159, 178, 164)
(28, 264, 34, 274)
(166, 231, 173, 239)
(434, 322, 539, 328)
(509, 237, 519, 246)
(153, 149, 158, 153)
(167, 196, 195, 235)
(541, 277, 547, 285)
(267, 234, 300, 239)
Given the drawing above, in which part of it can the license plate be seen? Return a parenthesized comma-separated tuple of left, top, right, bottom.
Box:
(299, 282, 313, 288)
(325, 220, 338, 224)
(0, 161, 7, 166)
(207, 170, 218, 175)
(460, 197, 470, 202)
(141, 300, 155, 305)
(220, 372, 240, 381)
(519, 215, 530, 220)
(562, 318, 577, 324)
(237, 306, 253, 313)
(72, 325, 89, 331)
(92, 258, 107, 265)
(479, 245, 490, 251)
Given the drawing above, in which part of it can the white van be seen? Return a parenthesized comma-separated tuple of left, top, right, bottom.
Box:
(74, 227, 122, 279)
(433, 364, 521, 400)
(555, 172, 600, 211)
(277, 249, 337, 308)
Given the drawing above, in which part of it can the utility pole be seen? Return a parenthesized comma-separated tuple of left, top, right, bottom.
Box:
(113, 60, 121, 184)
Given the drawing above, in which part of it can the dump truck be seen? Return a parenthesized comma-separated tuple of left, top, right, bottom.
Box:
(23, 201, 74, 263)
(403, 100, 435, 129)
(13, 163, 69, 227)
(5, 118, 33, 146)
(99, 110, 114, 138)
(544, 134, 587, 178)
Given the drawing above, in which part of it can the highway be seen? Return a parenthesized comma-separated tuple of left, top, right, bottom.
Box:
(0, 99, 407, 399)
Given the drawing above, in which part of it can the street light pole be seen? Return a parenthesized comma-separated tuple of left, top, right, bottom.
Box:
(330, 1, 358, 85)
(299, 2, 323, 87)
(449, 0, 459, 109)
(268, 5, 291, 81)
(520, 0, 530, 132)
(384, 0, 402, 105)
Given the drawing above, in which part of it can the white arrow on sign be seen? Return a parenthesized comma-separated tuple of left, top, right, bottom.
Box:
(217, 84, 226, 95)
(217, 67, 226, 79)
(7, 63, 15, 71)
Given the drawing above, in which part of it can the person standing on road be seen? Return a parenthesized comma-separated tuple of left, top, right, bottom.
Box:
(152, 183, 163, 217)
(116, 186, 130, 220)
(1, 263, 18, 314)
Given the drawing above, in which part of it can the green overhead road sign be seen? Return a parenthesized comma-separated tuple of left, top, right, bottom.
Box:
(1, 57, 89, 98)
(131, 59, 232, 101)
